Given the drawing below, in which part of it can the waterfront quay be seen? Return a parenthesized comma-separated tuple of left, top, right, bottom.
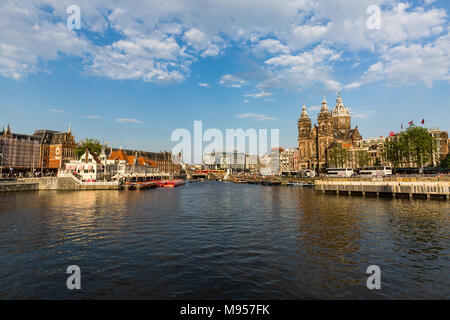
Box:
(315, 176, 450, 200)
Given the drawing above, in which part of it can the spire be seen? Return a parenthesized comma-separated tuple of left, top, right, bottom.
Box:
(320, 95, 329, 113)
(336, 92, 342, 105)
(300, 101, 309, 119)
(68, 122, 71, 133)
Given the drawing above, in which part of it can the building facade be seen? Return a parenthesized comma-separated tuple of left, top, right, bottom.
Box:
(280, 148, 296, 174)
(0, 125, 40, 174)
(113, 149, 180, 174)
(298, 94, 362, 171)
(429, 129, 449, 167)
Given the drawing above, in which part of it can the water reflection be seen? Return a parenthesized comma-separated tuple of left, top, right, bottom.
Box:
(0, 182, 448, 299)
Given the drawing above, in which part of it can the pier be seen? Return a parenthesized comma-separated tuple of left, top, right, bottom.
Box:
(315, 177, 450, 200)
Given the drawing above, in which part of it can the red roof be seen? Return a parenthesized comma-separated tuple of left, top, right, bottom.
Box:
(108, 149, 128, 161)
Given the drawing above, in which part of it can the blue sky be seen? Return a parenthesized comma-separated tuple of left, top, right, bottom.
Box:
(0, 0, 449, 152)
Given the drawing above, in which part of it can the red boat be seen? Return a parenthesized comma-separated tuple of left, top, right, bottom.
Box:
(155, 179, 186, 188)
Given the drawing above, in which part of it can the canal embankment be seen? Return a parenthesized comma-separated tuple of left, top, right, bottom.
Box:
(0, 180, 39, 192)
(315, 176, 450, 200)
(16, 177, 119, 191)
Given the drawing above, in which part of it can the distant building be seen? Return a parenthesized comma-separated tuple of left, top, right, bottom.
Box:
(280, 148, 296, 174)
(298, 94, 362, 171)
(219, 151, 246, 171)
(48, 129, 77, 169)
(64, 147, 159, 181)
(111, 148, 180, 174)
(32, 127, 77, 170)
(357, 137, 386, 166)
(65, 148, 105, 182)
(245, 154, 260, 173)
(429, 129, 449, 166)
(203, 152, 221, 170)
(0, 125, 40, 173)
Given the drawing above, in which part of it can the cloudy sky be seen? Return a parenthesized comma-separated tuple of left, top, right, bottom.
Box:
(0, 0, 449, 151)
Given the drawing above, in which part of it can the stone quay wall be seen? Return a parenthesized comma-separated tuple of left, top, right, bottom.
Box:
(17, 177, 119, 191)
(315, 177, 449, 200)
(0, 181, 39, 192)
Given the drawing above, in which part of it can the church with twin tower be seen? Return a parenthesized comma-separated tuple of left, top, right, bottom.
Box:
(297, 94, 362, 171)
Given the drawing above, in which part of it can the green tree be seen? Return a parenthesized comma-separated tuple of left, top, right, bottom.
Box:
(440, 153, 450, 169)
(355, 150, 370, 168)
(384, 127, 436, 169)
(374, 157, 382, 167)
(383, 138, 403, 168)
(404, 126, 437, 168)
(327, 144, 349, 168)
(76, 138, 102, 159)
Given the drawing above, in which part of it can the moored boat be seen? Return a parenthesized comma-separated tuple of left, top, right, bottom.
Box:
(155, 179, 186, 188)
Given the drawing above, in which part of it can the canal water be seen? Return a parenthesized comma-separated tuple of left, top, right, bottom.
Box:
(0, 181, 448, 299)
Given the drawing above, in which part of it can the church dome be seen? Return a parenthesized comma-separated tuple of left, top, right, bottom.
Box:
(332, 93, 350, 116)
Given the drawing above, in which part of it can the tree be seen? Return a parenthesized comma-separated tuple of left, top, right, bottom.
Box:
(76, 138, 102, 159)
(374, 157, 382, 167)
(440, 153, 450, 169)
(383, 138, 403, 168)
(383, 127, 436, 169)
(355, 150, 370, 168)
(404, 126, 436, 168)
(327, 144, 349, 168)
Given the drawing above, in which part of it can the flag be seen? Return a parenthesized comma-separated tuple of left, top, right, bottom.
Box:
(421, 118, 425, 125)
(408, 120, 414, 126)
(401, 122, 403, 130)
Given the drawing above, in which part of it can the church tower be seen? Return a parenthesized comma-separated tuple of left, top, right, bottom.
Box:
(298, 102, 312, 169)
(332, 93, 351, 134)
(317, 96, 333, 166)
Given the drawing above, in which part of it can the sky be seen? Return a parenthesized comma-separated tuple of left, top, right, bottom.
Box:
(0, 0, 449, 153)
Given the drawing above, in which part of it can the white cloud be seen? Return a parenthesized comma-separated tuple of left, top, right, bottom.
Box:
(244, 91, 272, 98)
(289, 23, 330, 48)
(49, 109, 64, 113)
(307, 105, 322, 112)
(236, 113, 278, 121)
(0, 0, 448, 91)
(351, 110, 376, 119)
(263, 46, 342, 90)
(219, 74, 249, 88)
(116, 118, 144, 124)
(184, 28, 208, 48)
(364, 32, 450, 87)
(198, 82, 211, 87)
(0, 2, 90, 79)
(255, 39, 290, 54)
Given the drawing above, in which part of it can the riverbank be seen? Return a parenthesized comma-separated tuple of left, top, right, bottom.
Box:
(315, 177, 450, 200)
(0, 180, 38, 192)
